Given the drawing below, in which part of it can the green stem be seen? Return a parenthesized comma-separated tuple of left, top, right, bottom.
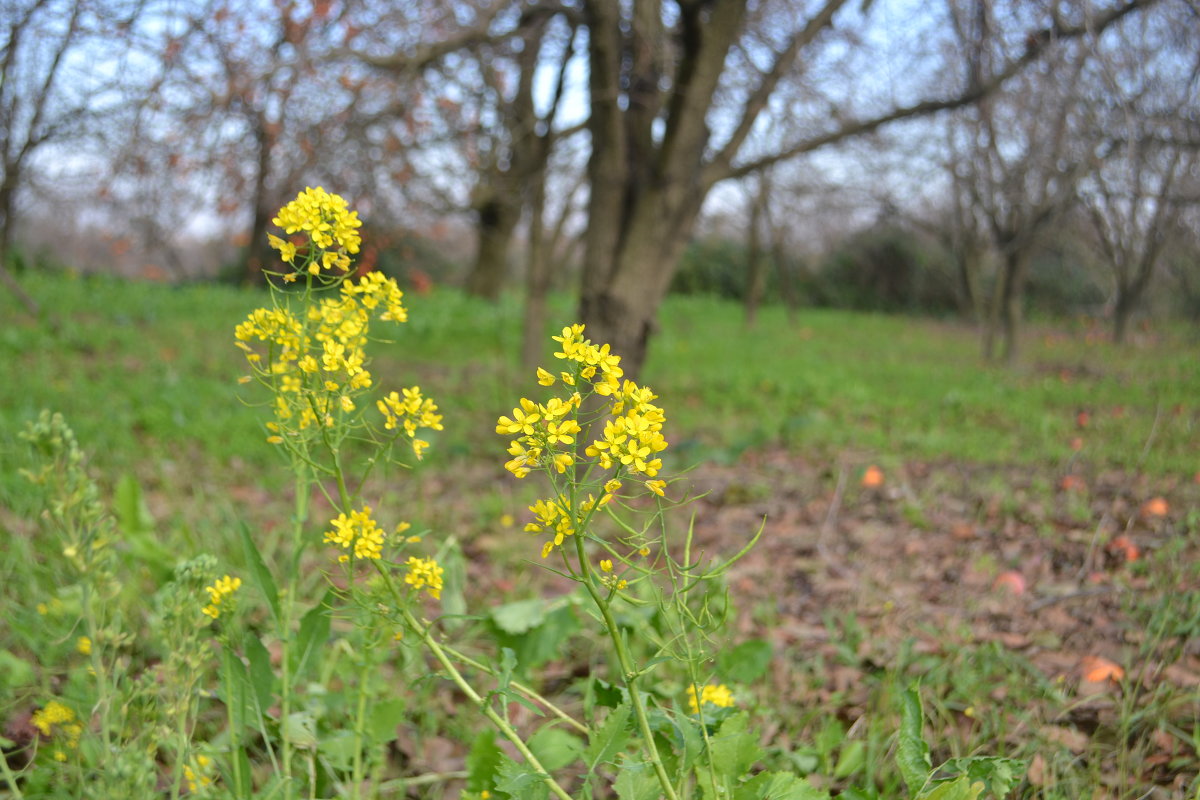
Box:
(374, 565, 574, 800)
(0, 749, 25, 800)
(350, 652, 371, 799)
(279, 462, 310, 800)
(574, 536, 679, 800)
(222, 643, 247, 798)
(438, 644, 588, 735)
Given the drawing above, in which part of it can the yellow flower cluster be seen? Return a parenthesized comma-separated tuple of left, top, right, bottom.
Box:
(498, 325, 670, 557)
(237, 207, 438, 459)
(32, 700, 83, 760)
(183, 754, 215, 793)
(324, 507, 386, 562)
(202, 575, 242, 620)
(686, 683, 735, 714)
(404, 556, 444, 599)
(377, 387, 443, 460)
(269, 186, 362, 275)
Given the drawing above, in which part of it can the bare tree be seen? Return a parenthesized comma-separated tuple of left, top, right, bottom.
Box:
(576, 0, 1157, 376)
(1079, 3, 1200, 341)
(0, 0, 97, 314)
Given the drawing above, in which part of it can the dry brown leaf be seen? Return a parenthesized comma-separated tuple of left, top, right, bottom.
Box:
(1080, 655, 1125, 683)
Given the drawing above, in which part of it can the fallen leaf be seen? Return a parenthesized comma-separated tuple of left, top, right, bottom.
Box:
(1080, 655, 1125, 683)
(1070, 437, 1084, 451)
(861, 465, 884, 488)
(1027, 753, 1046, 786)
(1059, 475, 1086, 492)
(993, 570, 1027, 595)
(1107, 535, 1139, 563)
(1076, 411, 1090, 428)
(1141, 497, 1169, 518)
(1041, 725, 1090, 753)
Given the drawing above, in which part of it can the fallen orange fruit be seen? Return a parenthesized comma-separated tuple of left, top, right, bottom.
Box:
(861, 465, 884, 488)
(1141, 497, 1169, 518)
(1080, 655, 1124, 683)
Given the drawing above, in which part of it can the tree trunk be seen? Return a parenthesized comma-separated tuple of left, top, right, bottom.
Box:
(997, 250, 1030, 362)
(464, 194, 520, 300)
(521, 174, 551, 372)
(0, 184, 40, 317)
(242, 119, 274, 286)
(743, 184, 767, 328)
(1112, 288, 1136, 344)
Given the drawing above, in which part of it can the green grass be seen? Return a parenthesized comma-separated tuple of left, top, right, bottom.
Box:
(2, 271, 1198, 799)
(2, 272, 1197, 506)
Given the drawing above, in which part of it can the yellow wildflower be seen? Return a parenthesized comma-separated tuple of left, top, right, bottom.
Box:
(324, 507, 386, 561)
(687, 684, 735, 714)
(202, 575, 242, 620)
(405, 557, 444, 599)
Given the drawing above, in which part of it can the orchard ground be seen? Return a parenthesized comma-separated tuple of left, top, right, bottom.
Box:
(2, 271, 1198, 798)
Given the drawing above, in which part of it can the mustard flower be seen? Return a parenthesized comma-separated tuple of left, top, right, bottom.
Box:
(76, 636, 92, 655)
(324, 507, 386, 561)
(272, 186, 362, 255)
(687, 683, 735, 714)
(404, 557, 444, 599)
(31, 700, 76, 736)
(202, 575, 242, 620)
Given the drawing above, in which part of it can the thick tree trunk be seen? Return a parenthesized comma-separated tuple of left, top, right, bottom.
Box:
(243, 120, 274, 286)
(984, 250, 1030, 363)
(521, 176, 551, 372)
(464, 195, 520, 300)
(743, 186, 767, 328)
(0, 185, 40, 317)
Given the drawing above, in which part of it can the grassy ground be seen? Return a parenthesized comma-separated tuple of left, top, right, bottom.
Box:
(1, 271, 1198, 798)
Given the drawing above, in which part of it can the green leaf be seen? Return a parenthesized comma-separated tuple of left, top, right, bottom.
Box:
(243, 634, 275, 715)
(466, 731, 503, 793)
(834, 739, 866, 779)
(718, 638, 773, 683)
(230, 747, 254, 799)
(368, 698, 406, 743)
(489, 602, 578, 674)
(283, 711, 318, 750)
(898, 685, 932, 798)
(495, 755, 548, 800)
(114, 473, 153, 535)
(221, 644, 249, 734)
(529, 726, 584, 772)
(291, 589, 333, 679)
(613, 760, 661, 800)
(317, 729, 357, 771)
(585, 703, 632, 771)
(491, 598, 547, 634)
(940, 757, 1026, 799)
(238, 521, 280, 624)
(917, 776, 984, 800)
(734, 771, 830, 800)
(709, 713, 765, 784)
(0, 649, 35, 688)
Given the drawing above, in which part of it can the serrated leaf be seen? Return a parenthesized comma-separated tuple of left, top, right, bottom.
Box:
(899, 686, 932, 797)
(940, 757, 1026, 798)
(586, 703, 632, 771)
(614, 760, 661, 800)
(495, 755, 548, 800)
(718, 638, 773, 683)
(709, 713, 765, 784)
(917, 776, 984, 800)
(466, 731, 503, 793)
(530, 726, 584, 772)
(318, 729, 357, 770)
(489, 603, 578, 674)
(734, 770, 831, 800)
(368, 698, 406, 743)
(491, 598, 547, 634)
(238, 521, 280, 624)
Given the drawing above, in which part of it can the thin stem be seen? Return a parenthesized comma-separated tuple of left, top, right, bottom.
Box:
(350, 654, 371, 799)
(373, 564, 574, 800)
(573, 536, 680, 800)
(279, 461, 309, 800)
(437, 643, 588, 735)
(0, 749, 25, 800)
